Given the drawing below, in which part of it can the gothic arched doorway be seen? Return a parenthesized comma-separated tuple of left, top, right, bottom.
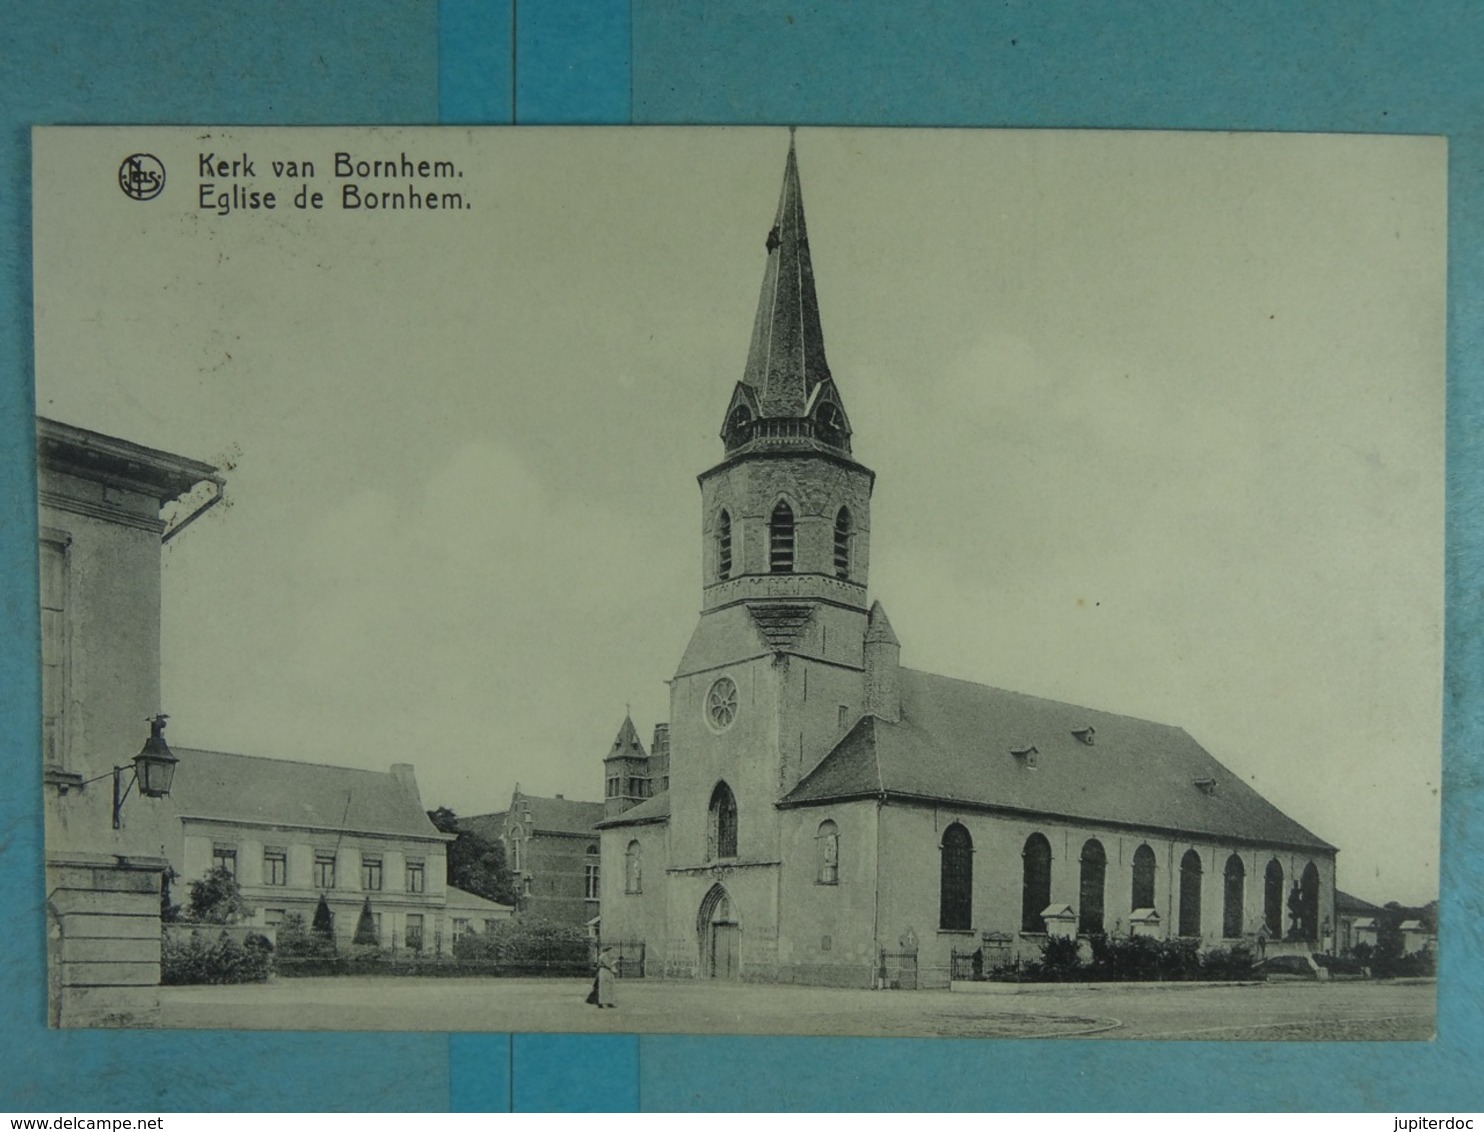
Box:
(698, 883, 740, 980)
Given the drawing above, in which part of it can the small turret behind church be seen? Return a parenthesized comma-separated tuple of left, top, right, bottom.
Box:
(596, 134, 1336, 989)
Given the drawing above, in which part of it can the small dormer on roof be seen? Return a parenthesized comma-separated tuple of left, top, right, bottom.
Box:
(1193, 775, 1218, 796)
(1011, 744, 1039, 766)
(1072, 726, 1096, 746)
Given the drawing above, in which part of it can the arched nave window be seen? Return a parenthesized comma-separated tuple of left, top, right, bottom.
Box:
(1178, 849, 1203, 938)
(1078, 839, 1107, 935)
(1264, 859, 1284, 937)
(1223, 854, 1246, 939)
(939, 823, 973, 931)
(1021, 833, 1052, 933)
(1131, 843, 1157, 911)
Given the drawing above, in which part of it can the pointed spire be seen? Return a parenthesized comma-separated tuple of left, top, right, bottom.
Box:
(605, 712, 647, 762)
(741, 133, 833, 418)
(865, 600, 900, 646)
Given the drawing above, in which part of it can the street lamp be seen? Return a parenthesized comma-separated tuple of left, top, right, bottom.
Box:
(108, 714, 179, 828)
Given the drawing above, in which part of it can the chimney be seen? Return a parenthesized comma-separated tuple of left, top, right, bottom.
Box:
(555, 793, 564, 800)
(651, 723, 671, 792)
(390, 763, 422, 806)
(863, 600, 901, 723)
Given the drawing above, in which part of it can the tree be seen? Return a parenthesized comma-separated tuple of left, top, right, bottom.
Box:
(352, 897, 379, 947)
(184, 866, 253, 925)
(311, 894, 335, 939)
(428, 806, 518, 906)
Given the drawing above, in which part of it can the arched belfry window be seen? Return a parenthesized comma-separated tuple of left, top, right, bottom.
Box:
(1223, 853, 1246, 938)
(816, 820, 839, 885)
(708, 782, 738, 860)
(717, 509, 733, 581)
(1179, 849, 1203, 938)
(833, 507, 852, 580)
(1131, 843, 1157, 911)
(1021, 833, 1052, 933)
(1263, 859, 1284, 937)
(1078, 839, 1106, 935)
(769, 501, 795, 573)
(939, 823, 973, 930)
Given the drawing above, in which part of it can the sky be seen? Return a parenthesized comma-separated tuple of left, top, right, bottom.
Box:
(33, 126, 1445, 906)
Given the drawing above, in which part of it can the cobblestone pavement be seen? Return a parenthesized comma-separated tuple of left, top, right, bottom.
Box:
(160, 976, 1435, 1040)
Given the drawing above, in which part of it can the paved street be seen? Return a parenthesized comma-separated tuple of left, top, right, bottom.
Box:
(159, 976, 1435, 1040)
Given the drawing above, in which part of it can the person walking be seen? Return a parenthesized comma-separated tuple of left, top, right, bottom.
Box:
(594, 945, 617, 1008)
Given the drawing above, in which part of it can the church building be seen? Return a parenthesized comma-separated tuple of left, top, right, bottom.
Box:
(596, 139, 1337, 988)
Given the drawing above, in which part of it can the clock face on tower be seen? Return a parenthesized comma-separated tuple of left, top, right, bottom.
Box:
(706, 676, 739, 731)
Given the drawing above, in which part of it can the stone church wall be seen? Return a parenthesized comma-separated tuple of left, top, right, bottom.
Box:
(876, 803, 1337, 988)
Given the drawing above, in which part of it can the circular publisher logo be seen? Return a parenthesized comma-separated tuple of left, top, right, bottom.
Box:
(118, 154, 165, 201)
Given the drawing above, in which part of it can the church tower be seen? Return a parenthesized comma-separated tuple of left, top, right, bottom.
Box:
(667, 137, 877, 890)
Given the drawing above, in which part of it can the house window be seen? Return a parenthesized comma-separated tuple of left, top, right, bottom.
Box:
(1021, 833, 1052, 933)
(625, 840, 643, 894)
(1264, 859, 1285, 937)
(816, 820, 840, 885)
(1078, 839, 1106, 935)
(1131, 843, 1157, 910)
(212, 844, 238, 877)
(585, 845, 600, 900)
(405, 913, 424, 952)
(39, 538, 68, 769)
(1179, 849, 1203, 937)
(717, 509, 733, 580)
(264, 908, 286, 927)
(769, 501, 795, 573)
(361, 855, 384, 891)
(510, 836, 522, 872)
(264, 848, 287, 886)
(406, 859, 426, 894)
(939, 823, 973, 930)
(833, 507, 851, 579)
(708, 782, 738, 860)
(452, 918, 470, 945)
(1223, 854, 1246, 938)
(313, 852, 336, 889)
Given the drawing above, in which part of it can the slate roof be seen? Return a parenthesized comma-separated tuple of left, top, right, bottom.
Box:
(741, 136, 832, 419)
(509, 794, 605, 838)
(170, 748, 448, 841)
(595, 791, 671, 829)
(604, 715, 648, 763)
(445, 885, 515, 916)
(1335, 889, 1383, 916)
(780, 668, 1334, 852)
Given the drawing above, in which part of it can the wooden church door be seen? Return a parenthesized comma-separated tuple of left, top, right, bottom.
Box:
(710, 922, 740, 980)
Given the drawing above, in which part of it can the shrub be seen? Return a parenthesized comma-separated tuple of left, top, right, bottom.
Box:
(1021, 935, 1084, 982)
(452, 917, 590, 971)
(277, 911, 338, 959)
(1088, 933, 1164, 981)
(1201, 944, 1256, 980)
(162, 928, 272, 985)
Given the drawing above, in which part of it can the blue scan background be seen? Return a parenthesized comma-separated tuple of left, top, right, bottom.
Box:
(2, 0, 1479, 1112)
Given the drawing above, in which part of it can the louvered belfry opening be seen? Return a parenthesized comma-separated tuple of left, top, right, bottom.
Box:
(833, 507, 851, 579)
(717, 509, 732, 580)
(769, 501, 795, 572)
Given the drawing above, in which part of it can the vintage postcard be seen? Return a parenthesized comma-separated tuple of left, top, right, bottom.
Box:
(34, 126, 1442, 1038)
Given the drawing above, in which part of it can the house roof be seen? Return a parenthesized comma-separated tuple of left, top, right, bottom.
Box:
(1335, 889, 1384, 915)
(780, 668, 1334, 853)
(171, 748, 449, 841)
(595, 791, 671, 829)
(444, 885, 515, 916)
(508, 793, 604, 837)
